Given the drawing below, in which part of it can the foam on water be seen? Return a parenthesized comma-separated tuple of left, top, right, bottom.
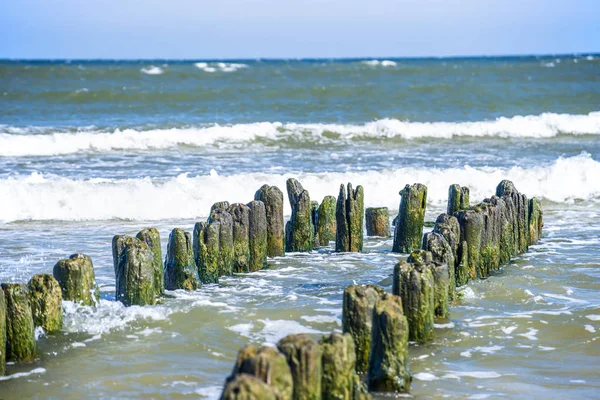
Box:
(194, 62, 248, 73)
(0, 367, 46, 381)
(361, 60, 397, 67)
(62, 299, 172, 336)
(140, 66, 164, 75)
(413, 372, 439, 381)
(0, 153, 598, 222)
(1, 111, 599, 156)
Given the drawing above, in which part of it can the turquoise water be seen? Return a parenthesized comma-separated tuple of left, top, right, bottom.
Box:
(0, 56, 599, 398)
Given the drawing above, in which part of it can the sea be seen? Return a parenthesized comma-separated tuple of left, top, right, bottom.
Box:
(0, 56, 599, 399)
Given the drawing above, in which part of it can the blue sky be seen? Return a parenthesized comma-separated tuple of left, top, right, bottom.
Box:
(1, 0, 598, 59)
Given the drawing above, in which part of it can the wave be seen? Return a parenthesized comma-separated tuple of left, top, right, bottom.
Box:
(361, 60, 397, 67)
(195, 62, 248, 73)
(0, 112, 599, 157)
(140, 66, 164, 75)
(0, 153, 597, 222)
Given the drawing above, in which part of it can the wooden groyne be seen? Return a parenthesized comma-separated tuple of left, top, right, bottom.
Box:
(0, 178, 543, 399)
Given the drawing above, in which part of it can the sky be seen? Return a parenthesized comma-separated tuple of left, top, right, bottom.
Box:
(0, 0, 598, 59)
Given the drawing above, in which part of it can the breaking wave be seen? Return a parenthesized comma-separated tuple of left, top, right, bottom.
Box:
(0, 153, 597, 222)
(0, 112, 598, 157)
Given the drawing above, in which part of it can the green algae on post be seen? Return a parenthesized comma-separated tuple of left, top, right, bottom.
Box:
(247, 200, 268, 272)
(320, 332, 369, 400)
(393, 261, 435, 343)
(423, 232, 456, 301)
(164, 228, 199, 290)
(456, 210, 483, 280)
(317, 195, 337, 246)
(528, 197, 544, 244)
(0, 287, 6, 375)
(255, 184, 286, 257)
(1, 283, 36, 362)
(368, 293, 411, 393)
(194, 222, 220, 284)
(336, 183, 364, 252)
(116, 238, 156, 306)
(392, 183, 427, 254)
(221, 373, 278, 400)
(285, 178, 314, 252)
(342, 284, 386, 375)
(136, 228, 164, 295)
(277, 333, 322, 400)
(230, 344, 293, 400)
(311, 200, 320, 249)
(209, 208, 235, 277)
(27, 274, 63, 332)
(365, 207, 390, 237)
(447, 184, 470, 215)
(228, 203, 251, 273)
(53, 253, 100, 306)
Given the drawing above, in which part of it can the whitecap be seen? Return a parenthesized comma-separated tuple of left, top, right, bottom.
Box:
(258, 319, 322, 344)
(446, 371, 502, 379)
(0, 152, 599, 222)
(0, 367, 46, 381)
(140, 66, 164, 75)
(413, 372, 439, 381)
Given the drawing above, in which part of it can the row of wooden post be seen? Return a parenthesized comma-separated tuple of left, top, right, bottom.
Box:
(220, 180, 544, 398)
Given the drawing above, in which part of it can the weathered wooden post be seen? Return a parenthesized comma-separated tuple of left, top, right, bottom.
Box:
(116, 238, 156, 306)
(1, 284, 36, 362)
(456, 210, 484, 280)
(433, 213, 464, 286)
(316, 196, 337, 246)
(194, 222, 220, 283)
(221, 374, 277, 400)
(229, 344, 293, 400)
(277, 333, 322, 400)
(228, 203, 251, 273)
(408, 250, 449, 319)
(392, 183, 427, 253)
(320, 332, 368, 400)
(209, 207, 235, 276)
(447, 184, 470, 215)
(164, 228, 199, 290)
(311, 201, 321, 249)
(368, 293, 411, 393)
(286, 178, 314, 252)
(27, 274, 63, 332)
(136, 228, 164, 295)
(0, 287, 6, 375)
(423, 231, 456, 301)
(247, 200, 268, 272)
(393, 261, 435, 343)
(255, 185, 285, 257)
(342, 284, 386, 375)
(365, 207, 390, 237)
(528, 197, 543, 244)
(336, 183, 364, 252)
(53, 254, 100, 306)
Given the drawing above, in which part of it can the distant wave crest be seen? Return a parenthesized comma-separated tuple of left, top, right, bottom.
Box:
(0, 112, 599, 157)
(195, 62, 248, 73)
(140, 66, 164, 75)
(0, 153, 597, 222)
(361, 60, 397, 67)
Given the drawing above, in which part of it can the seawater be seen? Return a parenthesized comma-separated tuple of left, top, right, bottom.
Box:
(0, 56, 599, 399)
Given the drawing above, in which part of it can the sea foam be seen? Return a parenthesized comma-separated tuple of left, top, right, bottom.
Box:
(1, 112, 598, 157)
(0, 153, 598, 222)
(195, 62, 248, 73)
(140, 66, 164, 75)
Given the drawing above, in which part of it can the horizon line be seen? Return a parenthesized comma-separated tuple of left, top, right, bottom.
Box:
(0, 52, 598, 62)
